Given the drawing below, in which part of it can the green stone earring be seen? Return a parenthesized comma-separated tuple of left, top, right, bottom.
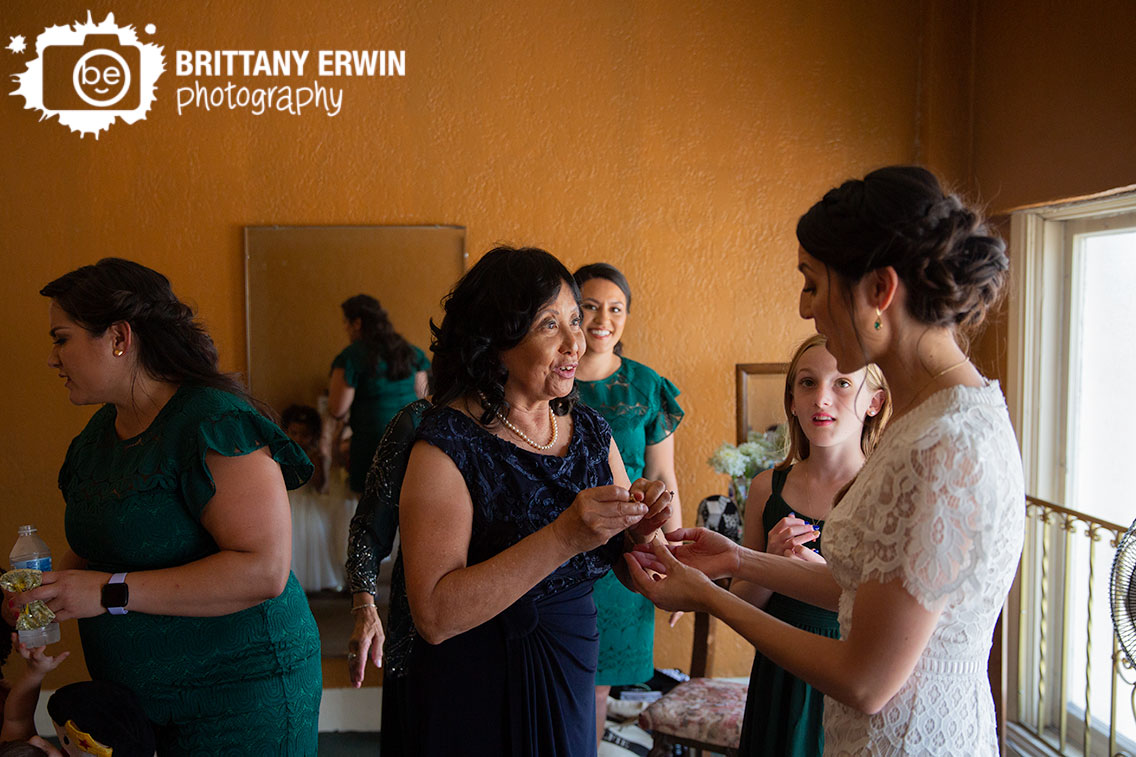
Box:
(874, 308, 882, 331)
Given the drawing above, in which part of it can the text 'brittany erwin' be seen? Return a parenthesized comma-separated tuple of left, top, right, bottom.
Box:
(174, 49, 406, 78)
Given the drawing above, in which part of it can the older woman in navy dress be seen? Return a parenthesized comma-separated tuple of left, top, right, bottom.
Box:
(399, 246, 674, 756)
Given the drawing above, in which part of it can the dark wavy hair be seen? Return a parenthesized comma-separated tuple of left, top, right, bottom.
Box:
(340, 294, 416, 380)
(0, 742, 50, 757)
(39, 258, 259, 407)
(429, 246, 580, 423)
(47, 681, 156, 757)
(796, 166, 1008, 347)
(572, 262, 632, 357)
(281, 404, 322, 439)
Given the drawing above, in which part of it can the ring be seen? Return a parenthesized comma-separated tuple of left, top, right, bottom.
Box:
(347, 652, 359, 659)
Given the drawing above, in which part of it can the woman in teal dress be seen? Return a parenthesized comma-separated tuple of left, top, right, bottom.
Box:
(732, 334, 889, 755)
(328, 294, 430, 493)
(572, 263, 684, 744)
(28, 259, 322, 755)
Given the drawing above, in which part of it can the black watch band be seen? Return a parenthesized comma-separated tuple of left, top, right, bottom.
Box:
(101, 572, 129, 615)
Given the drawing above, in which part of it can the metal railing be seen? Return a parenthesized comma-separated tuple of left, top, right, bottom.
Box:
(1014, 495, 1135, 756)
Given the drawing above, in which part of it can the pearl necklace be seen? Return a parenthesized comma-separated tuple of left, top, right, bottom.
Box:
(481, 393, 558, 451)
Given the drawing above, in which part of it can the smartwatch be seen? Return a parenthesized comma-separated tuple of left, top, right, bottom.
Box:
(101, 572, 129, 616)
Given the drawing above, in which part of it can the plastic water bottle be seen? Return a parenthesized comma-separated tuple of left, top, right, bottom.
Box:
(9, 525, 61, 646)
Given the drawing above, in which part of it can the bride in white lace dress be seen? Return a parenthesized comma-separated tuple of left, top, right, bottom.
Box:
(628, 166, 1024, 755)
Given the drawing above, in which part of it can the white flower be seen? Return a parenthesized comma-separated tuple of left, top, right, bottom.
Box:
(737, 441, 763, 459)
(707, 425, 788, 480)
(708, 444, 748, 477)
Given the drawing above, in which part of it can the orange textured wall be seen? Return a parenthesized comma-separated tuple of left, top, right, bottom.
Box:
(1, 0, 926, 685)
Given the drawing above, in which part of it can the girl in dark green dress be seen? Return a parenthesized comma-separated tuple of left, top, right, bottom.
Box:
(328, 294, 430, 493)
(573, 263, 683, 745)
(30, 259, 322, 755)
(733, 334, 889, 756)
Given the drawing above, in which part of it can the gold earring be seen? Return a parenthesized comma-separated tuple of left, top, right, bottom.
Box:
(873, 308, 882, 331)
(113, 348, 125, 357)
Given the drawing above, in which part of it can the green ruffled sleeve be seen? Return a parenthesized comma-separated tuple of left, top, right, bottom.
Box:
(413, 345, 431, 372)
(331, 344, 361, 387)
(178, 392, 314, 519)
(645, 373, 684, 446)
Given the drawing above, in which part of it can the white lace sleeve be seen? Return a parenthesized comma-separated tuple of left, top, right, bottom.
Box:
(853, 413, 1006, 611)
(822, 384, 1026, 755)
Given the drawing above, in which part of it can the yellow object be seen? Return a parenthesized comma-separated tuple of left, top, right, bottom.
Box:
(64, 719, 114, 757)
(0, 568, 42, 592)
(0, 568, 56, 631)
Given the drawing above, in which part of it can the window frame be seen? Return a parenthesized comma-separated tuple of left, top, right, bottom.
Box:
(1006, 191, 1136, 750)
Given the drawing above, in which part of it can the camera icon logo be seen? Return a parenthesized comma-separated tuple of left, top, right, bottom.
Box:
(43, 34, 140, 110)
(11, 12, 165, 139)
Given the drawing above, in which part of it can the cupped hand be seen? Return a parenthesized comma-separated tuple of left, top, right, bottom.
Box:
(624, 540, 715, 614)
(631, 527, 741, 581)
(766, 514, 820, 557)
(347, 607, 384, 687)
(627, 479, 674, 542)
(19, 570, 110, 622)
(552, 485, 647, 554)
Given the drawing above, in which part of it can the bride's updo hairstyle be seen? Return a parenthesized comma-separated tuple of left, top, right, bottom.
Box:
(795, 166, 1009, 340)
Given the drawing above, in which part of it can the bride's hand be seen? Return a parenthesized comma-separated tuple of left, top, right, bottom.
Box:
(624, 540, 715, 614)
(631, 527, 741, 580)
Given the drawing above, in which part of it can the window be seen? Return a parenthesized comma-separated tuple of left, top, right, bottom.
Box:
(1008, 194, 1136, 755)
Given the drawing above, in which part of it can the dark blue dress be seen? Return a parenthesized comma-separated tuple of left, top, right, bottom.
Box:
(405, 403, 621, 757)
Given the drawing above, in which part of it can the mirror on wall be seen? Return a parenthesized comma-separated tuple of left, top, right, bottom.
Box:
(245, 225, 465, 413)
(735, 362, 789, 444)
(245, 224, 466, 657)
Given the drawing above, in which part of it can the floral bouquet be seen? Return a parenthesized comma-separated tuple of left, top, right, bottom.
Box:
(707, 424, 787, 524)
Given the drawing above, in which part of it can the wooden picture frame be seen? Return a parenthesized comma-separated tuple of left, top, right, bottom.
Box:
(735, 362, 790, 445)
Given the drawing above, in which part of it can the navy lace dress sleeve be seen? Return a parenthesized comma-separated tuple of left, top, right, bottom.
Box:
(403, 402, 620, 757)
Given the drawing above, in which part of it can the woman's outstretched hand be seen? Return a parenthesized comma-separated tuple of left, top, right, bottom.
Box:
(624, 538, 715, 614)
(631, 527, 741, 581)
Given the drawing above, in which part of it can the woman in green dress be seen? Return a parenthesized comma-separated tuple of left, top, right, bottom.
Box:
(572, 263, 684, 744)
(27, 258, 322, 755)
(328, 294, 430, 494)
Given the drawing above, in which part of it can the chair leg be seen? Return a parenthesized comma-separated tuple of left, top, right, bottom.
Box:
(647, 735, 672, 757)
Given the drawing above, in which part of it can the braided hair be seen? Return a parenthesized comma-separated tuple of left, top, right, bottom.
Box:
(796, 166, 1008, 341)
